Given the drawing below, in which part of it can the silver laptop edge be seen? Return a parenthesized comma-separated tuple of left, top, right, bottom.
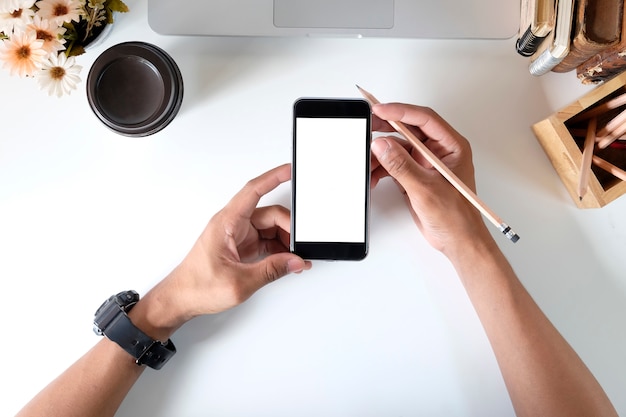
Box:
(148, 0, 519, 40)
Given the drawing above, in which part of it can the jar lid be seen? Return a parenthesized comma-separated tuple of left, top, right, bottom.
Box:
(86, 41, 184, 137)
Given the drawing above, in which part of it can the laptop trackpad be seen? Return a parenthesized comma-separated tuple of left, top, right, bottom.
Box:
(274, 0, 394, 29)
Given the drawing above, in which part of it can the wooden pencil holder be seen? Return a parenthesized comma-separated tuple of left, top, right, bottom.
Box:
(533, 71, 626, 208)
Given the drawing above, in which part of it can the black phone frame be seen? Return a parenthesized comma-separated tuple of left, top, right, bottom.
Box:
(290, 98, 371, 261)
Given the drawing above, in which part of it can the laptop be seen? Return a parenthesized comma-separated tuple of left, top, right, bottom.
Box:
(148, 0, 520, 39)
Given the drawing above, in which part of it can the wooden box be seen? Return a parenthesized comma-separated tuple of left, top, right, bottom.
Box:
(533, 71, 626, 208)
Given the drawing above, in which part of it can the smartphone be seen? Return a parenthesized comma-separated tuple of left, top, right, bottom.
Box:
(291, 98, 371, 261)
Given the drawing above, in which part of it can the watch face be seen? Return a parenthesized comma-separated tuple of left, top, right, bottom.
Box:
(93, 295, 120, 336)
(93, 291, 138, 336)
(95, 294, 116, 316)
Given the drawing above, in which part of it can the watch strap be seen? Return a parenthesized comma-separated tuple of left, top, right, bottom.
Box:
(104, 308, 176, 370)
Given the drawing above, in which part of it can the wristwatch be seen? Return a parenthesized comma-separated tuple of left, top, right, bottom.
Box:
(93, 290, 176, 370)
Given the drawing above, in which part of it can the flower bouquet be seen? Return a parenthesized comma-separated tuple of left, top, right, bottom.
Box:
(0, 0, 128, 96)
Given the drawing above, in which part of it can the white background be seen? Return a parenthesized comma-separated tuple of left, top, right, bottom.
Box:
(295, 117, 367, 243)
(1, 1, 626, 416)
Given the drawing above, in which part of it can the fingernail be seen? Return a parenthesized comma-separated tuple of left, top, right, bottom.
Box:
(371, 138, 390, 158)
(287, 259, 304, 273)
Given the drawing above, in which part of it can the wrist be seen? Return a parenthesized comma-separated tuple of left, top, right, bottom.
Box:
(444, 227, 513, 290)
(93, 290, 178, 369)
(443, 226, 499, 268)
(127, 272, 189, 342)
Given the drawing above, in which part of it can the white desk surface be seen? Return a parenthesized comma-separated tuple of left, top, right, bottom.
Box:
(2, 2, 625, 416)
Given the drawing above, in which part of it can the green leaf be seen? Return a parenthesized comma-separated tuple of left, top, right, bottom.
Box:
(105, 0, 129, 14)
(62, 22, 78, 41)
(105, 8, 114, 24)
(67, 45, 86, 57)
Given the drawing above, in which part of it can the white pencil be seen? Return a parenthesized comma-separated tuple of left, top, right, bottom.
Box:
(357, 85, 519, 243)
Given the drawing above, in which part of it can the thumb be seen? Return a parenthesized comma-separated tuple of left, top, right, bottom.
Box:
(252, 253, 309, 286)
(371, 137, 425, 191)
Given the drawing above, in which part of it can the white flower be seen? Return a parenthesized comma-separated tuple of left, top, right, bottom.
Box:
(0, 0, 18, 12)
(36, 51, 82, 96)
(0, 0, 36, 34)
(34, 0, 82, 26)
(0, 30, 46, 77)
(25, 14, 65, 53)
(0, 0, 35, 13)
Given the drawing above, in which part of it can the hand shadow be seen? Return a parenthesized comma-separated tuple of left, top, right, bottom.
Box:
(115, 294, 264, 416)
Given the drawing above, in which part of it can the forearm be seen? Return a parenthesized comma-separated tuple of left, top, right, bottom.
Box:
(15, 271, 184, 417)
(447, 231, 617, 417)
(14, 164, 305, 417)
(16, 338, 145, 417)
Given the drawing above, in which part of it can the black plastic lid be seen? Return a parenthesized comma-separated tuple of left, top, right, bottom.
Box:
(87, 41, 184, 137)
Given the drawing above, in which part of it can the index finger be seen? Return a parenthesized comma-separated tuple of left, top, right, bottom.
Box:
(373, 103, 466, 151)
(226, 164, 292, 218)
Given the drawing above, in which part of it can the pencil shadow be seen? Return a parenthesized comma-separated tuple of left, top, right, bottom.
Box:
(456, 73, 561, 202)
(382, 40, 567, 206)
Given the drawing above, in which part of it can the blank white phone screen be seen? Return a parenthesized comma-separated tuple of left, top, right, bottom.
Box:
(295, 117, 367, 243)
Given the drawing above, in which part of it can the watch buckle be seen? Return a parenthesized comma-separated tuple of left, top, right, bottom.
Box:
(136, 340, 172, 369)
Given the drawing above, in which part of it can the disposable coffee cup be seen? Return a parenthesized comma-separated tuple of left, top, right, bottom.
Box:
(87, 41, 184, 137)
